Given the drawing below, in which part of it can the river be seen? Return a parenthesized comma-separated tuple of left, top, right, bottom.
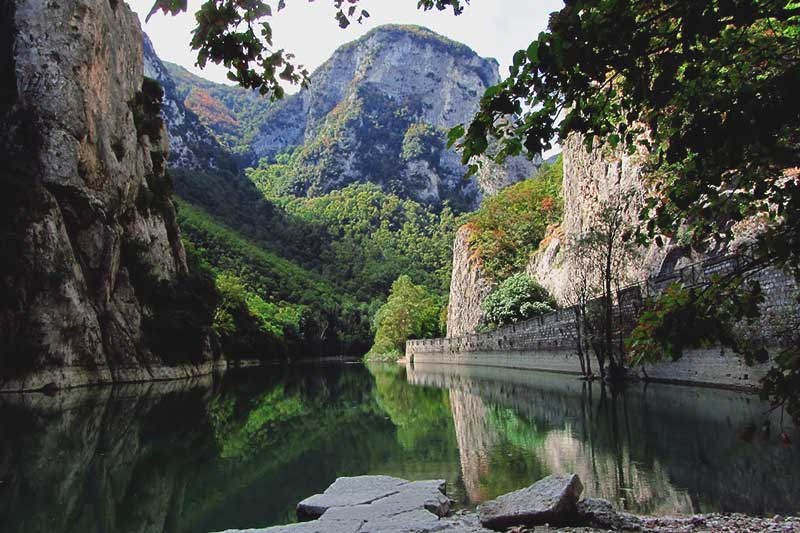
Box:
(1, 362, 798, 532)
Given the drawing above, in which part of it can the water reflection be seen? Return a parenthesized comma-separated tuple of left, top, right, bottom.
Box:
(0, 362, 798, 533)
(407, 362, 800, 515)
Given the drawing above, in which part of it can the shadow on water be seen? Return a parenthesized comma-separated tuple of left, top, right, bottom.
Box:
(0, 361, 798, 533)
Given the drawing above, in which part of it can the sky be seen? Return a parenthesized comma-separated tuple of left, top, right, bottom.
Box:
(128, 0, 564, 91)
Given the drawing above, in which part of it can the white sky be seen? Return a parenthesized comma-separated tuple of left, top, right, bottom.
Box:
(127, 0, 564, 91)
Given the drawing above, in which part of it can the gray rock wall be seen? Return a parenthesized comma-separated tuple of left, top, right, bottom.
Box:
(0, 0, 213, 390)
(529, 134, 671, 304)
(445, 226, 495, 337)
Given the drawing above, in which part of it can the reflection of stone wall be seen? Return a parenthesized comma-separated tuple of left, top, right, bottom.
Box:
(408, 363, 800, 516)
(0, 378, 215, 533)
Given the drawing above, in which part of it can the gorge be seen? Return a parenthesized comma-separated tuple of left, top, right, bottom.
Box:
(1, 1, 799, 532)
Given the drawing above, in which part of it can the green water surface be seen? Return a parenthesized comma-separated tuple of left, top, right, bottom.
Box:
(1, 361, 798, 533)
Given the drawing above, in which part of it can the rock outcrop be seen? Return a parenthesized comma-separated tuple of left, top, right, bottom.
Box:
(528, 134, 684, 304)
(249, 25, 537, 209)
(445, 226, 495, 337)
(297, 476, 451, 521)
(576, 498, 643, 531)
(143, 33, 238, 174)
(218, 475, 486, 533)
(0, 0, 215, 390)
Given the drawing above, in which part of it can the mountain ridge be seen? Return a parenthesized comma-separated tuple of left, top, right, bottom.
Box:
(149, 24, 538, 211)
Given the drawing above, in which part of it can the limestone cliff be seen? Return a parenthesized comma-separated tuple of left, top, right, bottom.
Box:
(142, 34, 238, 174)
(445, 134, 678, 331)
(0, 0, 215, 391)
(445, 226, 494, 337)
(251, 25, 537, 209)
(528, 134, 679, 304)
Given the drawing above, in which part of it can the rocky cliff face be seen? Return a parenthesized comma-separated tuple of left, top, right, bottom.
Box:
(445, 134, 676, 330)
(0, 0, 214, 391)
(528, 134, 676, 304)
(251, 25, 536, 209)
(446, 226, 494, 337)
(142, 34, 237, 174)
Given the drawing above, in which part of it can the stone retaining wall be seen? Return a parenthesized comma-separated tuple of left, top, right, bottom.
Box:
(408, 252, 798, 391)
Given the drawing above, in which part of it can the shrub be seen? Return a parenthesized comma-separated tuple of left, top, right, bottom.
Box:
(481, 274, 556, 329)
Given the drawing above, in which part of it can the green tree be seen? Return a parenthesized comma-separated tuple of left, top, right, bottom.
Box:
(481, 274, 555, 330)
(367, 275, 443, 360)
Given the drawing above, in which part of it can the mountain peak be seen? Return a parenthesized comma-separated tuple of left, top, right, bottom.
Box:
(246, 25, 531, 209)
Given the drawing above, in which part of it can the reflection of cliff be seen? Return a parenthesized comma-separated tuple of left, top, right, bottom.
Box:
(448, 390, 497, 502)
(0, 379, 215, 533)
(408, 363, 800, 515)
(538, 429, 693, 515)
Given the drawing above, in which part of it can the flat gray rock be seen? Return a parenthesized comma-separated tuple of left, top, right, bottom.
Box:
(297, 475, 412, 520)
(478, 474, 584, 531)
(215, 475, 480, 533)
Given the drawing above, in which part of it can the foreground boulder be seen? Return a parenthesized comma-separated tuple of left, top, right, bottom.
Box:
(296, 475, 451, 521)
(478, 474, 584, 530)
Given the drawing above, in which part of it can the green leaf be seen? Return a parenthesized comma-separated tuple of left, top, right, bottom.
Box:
(447, 124, 465, 149)
(526, 41, 539, 62)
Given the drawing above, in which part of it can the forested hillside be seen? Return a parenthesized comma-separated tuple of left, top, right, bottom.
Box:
(143, 25, 544, 358)
(165, 62, 273, 164)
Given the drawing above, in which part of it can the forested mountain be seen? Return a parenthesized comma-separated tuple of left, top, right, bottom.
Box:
(164, 62, 273, 165)
(156, 25, 537, 211)
(135, 25, 544, 358)
(247, 25, 538, 209)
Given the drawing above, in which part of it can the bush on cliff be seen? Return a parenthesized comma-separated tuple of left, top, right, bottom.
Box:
(466, 156, 562, 281)
(481, 274, 556, 330)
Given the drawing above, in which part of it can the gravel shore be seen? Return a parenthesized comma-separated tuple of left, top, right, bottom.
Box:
(525, 513, 800, 532)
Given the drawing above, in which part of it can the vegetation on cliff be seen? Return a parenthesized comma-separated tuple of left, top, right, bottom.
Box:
(465, 156, 563, 281)
(165, 61, 271, 160)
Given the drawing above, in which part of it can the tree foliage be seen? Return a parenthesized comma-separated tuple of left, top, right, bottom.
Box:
(367, 275, 444, 360)
(177, 200, 375, 355)
(481, 274, 555, 330)
(627, 280, 766, 366)
(455, 1, 800, 271)
(272, 183, 460, 300)
(466, 156, 562, 281)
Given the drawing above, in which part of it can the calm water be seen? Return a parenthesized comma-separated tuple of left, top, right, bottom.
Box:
(1, 362, 799, 533)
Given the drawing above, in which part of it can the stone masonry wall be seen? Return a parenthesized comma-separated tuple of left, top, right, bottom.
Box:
(409, 252, 798, 391)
